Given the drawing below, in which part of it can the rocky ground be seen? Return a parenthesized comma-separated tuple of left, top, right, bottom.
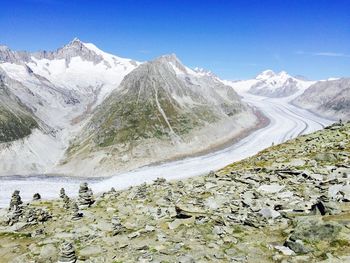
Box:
(0, 121, 349, 263)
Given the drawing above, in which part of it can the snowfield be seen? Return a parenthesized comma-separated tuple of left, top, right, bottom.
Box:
(0, 91, 333, 208)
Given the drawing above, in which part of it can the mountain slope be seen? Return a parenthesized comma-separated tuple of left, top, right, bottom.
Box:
(0, 71, 38, 142)
(0, 39, 140, 176)
(59, 55, 260, 177)
(293, 78, 350, 121)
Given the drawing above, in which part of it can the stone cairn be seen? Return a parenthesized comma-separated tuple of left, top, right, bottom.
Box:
(59, 188, 66, 199)
(134, 183, 147, 199)
(59, 188, 71, 209)
(8, 190, 23, 225)
(111, 215, 124, 235)
(58, 241, 77, 263)
(71, 202, 82, 221)
(78, 183, 94, 207)
(25, 207, 52, 223)
(33, 193, 41, 201)
(9, 190, 23, 211)
(154, 177, 166, 185)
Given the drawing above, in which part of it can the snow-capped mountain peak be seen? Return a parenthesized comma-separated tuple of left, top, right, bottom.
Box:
(256, 70, 292, 81)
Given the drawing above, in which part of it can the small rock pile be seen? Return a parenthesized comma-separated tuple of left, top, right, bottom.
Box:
(111, 215, 124, 235)
(59, 188, 71, 209)
(33, 193, 41, 201)
(71, 202, 82, 220)
(133, 183, 147, 199)
(58, 242, 77, 263)
(25, 207, 52, 224)
(78, 183, 94, 207)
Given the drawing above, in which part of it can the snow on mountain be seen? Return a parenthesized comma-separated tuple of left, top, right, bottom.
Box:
(248, 70, 314, 97)
(0, 39, 140, 176)
(56, 54, 259, 177)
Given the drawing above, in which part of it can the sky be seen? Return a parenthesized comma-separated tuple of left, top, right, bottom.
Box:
(1, 0, 349, 80)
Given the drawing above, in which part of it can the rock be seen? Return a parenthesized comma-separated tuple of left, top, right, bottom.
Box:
(284, 239, 310, 254)
(78, 182, 94, 207)
(258, 184, 284, 194)
(259, 207, 281, 219)
(315, 153, 337, 162)
(32, 193, 41, 201)
(58, 242, 77, 263)
(175, 206, 192, 219)
(290, 218, 342, 242)
(177, 254, 195, 263)
(39, 244, 56, 260)
(79, 245, 103, 258)
(274, 245, 295, 256)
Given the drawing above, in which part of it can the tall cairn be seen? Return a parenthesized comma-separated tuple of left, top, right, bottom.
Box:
(78, 182, 94, 207)
(58, 241, 77, 263)
(59, 187, 71, 209)
(59, 188, 67, 199)
(9, 190, 23, 211)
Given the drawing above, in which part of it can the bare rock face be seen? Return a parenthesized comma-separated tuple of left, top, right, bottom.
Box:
(78, 182, 94, 207)
(58, 242, 77, 263)
(293, 78, 350, 121)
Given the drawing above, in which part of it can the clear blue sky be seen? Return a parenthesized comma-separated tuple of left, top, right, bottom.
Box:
(1, 0, 349, 80)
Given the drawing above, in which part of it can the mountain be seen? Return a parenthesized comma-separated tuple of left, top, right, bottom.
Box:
(247, 70, 314, 97)
(0, 41, 259, 177)
(57, 54, 260, 176)
(293, 78, 350, 121)
(0, 39, 139, 175)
